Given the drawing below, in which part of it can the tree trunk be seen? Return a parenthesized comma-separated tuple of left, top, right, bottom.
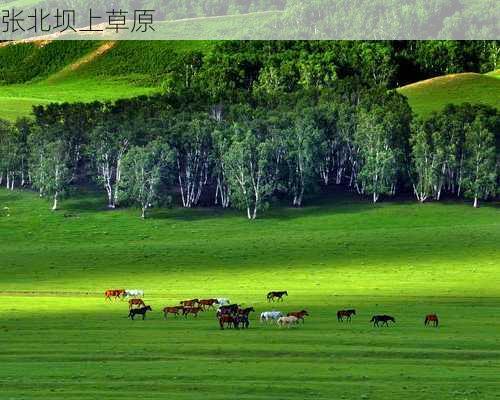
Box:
(52, 192, 58, 211)
(141, 207, 146, 218)
(473, 197, 479, 208)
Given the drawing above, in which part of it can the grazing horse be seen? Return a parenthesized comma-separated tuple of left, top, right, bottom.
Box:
(199, 299, 219, 310)
(182, 306, 203, 318)
(277, 315, 299, 328)
(370, 315, 396, 327)
(128, 298, 146, 309)
(124, 289, 144, 298)
(267, 291, 288, 302)
(337, 309, 356, 322)
(260, 311, 283, 323)
(287, 310, 309, 323)
(105, 289, 125, 300)
(238, 307, 255, 316)
(128, 306, 152, 320)
(425, 314, 439, 327)
(163, 306, 183, 319)
(180, 299, 199, 307)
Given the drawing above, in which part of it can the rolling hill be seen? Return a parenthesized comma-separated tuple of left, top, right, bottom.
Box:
(398, 71, 500, 118)
(0, 40, 215, 120)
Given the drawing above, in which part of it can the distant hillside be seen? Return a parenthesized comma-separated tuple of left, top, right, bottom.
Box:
(398, 72, 500, 118)
(0, 40, 215, 121)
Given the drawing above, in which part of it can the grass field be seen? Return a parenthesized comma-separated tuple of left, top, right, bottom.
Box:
(398, 72, 500, 118)
(0, 188, 499, 399)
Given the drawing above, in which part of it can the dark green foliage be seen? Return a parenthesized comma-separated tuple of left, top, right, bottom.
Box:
(0, 41, 101, 84)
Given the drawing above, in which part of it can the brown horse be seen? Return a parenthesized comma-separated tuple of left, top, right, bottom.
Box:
(267, 291, 288, 302)
(337, 309, 356, 322)
(425, 314, 439, 327)
(182, 306, 203, 317)
(180, 299, 199, 307)
(287, 310, 309, 323)
(105, 289, 125, 300)
(163, 306, 183, 319)
(199, 299, 219, 310)
(219, 315, 239, 330)
(128, 298, 146, 309)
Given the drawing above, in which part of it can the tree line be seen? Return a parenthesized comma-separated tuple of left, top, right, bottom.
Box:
(0, 86, 498, 219)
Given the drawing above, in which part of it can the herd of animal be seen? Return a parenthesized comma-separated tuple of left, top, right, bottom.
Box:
(105, 289, 440, 329)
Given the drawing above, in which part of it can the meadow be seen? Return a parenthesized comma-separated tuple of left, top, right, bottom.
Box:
(0, 188, 499, 399)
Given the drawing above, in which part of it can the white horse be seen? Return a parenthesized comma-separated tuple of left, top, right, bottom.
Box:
(216, 298, 231, 306)
(277, 315, 299, 328)
(124, 289, 144, 298)
(260, 311, 283, 323)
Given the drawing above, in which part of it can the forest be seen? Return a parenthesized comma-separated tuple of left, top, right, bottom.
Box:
(0, 40, 498, 218)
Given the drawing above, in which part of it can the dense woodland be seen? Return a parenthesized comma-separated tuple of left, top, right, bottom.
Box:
(0, 40, 498, 218)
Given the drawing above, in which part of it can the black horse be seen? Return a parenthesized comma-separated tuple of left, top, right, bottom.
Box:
(370, 315, 395, 327)
(216, 304, 239, 318)
(337, 309, 356, 322)
(128, 305, 152, 320)
(267, 291, 288, 302)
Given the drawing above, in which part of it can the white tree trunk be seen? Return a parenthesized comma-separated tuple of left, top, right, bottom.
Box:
(52, 192, 58, 211)
(473, 197, 479, 208)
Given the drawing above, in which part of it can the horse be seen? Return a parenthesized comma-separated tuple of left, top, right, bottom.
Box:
(128, 306, 152, 320)
(370, 315, 395, 327)
(128, 298, 146, 309)
(216, 304, 239, 318)
(182, 306, 203, 318)
(267, 291, 288, 302)
(180, 299, 199, 307)
(287, 310, 309, 323)
(219, 314, 238, 330)
(277, 315, 299, 328)
(260, 311, 283, 323)
(216, 298, 231, 306)
(124, 289, 144, 298)
(424, 314, 439, 327)
(105, 289, 125, 300)
(238, 307, 255, 316)
(337, 309, 356, 322)
(237, 315, 249, 329)
(199, 299, 219, 310)
(163, 306, 183, 319)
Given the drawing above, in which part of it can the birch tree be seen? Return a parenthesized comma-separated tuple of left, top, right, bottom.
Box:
(88, 120, 131, 208)
(410, 123, 440, 202)
(462, 118, 497, 208)
(171, 116, 212, 208)
(355, 109, 398, 203)
(283, 117, 319, 207)
(119, 141, 172, 218)
(30, 140, 70, 211)
(223, 123, 276, 220)
(212, 125, 231, 208)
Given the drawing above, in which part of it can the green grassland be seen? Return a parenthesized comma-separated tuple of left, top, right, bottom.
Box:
(0, 188, 499, 399)
(398, 72, 500, 118)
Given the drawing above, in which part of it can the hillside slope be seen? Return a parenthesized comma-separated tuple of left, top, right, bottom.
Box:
(398, 72, 500, 118)
(0, 40, 214, 121)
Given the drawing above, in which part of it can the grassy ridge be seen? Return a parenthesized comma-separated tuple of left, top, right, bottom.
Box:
(0, 188, 499, 399)
(398, 72, 500, 118)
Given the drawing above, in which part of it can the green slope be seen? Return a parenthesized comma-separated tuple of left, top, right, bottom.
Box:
(0, 40, 215, 121)
(398, 72, 500, 118)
